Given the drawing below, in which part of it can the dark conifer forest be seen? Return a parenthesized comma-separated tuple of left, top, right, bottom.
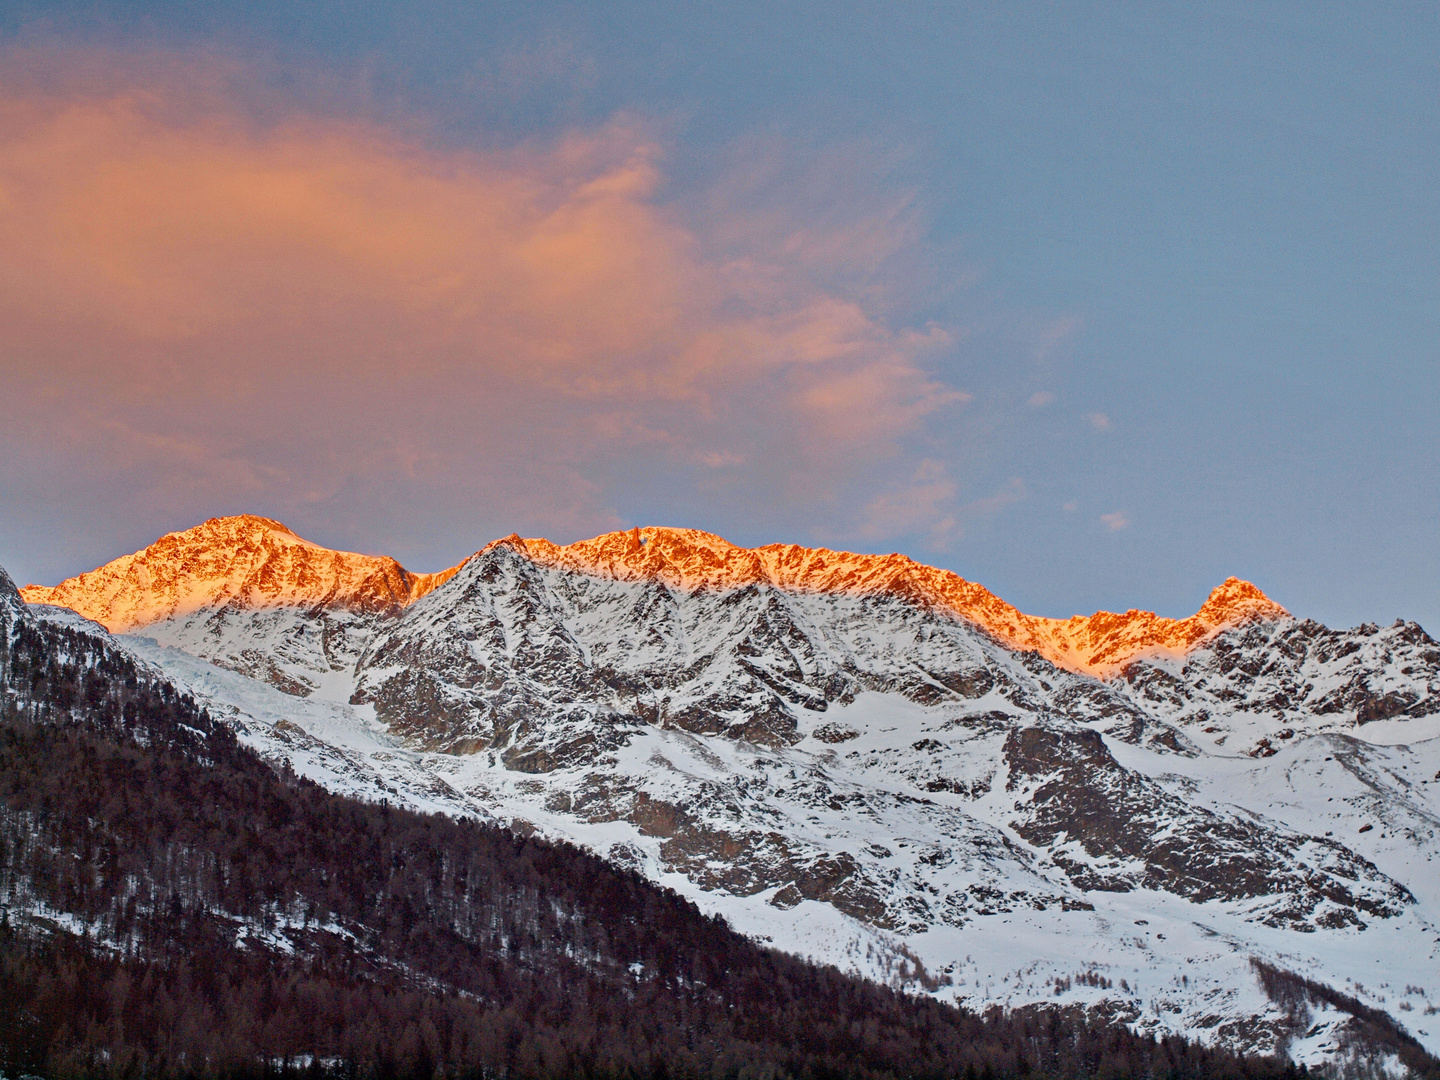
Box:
(0, 575, 1312, 1080)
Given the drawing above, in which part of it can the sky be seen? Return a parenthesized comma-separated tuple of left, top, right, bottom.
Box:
(0, 1, 1436, 631)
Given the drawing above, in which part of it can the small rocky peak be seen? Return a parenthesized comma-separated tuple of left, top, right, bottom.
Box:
(632, 527, 739, 561)
(485, 533, 530, 554)
(200, 513, 292, 535)
(1195, 577, 1289, 629)
(177, 515, 303, 555)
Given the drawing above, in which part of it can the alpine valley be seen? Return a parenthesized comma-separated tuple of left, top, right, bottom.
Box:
(17, 515, 1440, 1072)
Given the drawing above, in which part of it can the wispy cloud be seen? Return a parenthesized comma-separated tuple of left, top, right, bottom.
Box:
(857, 464, 1024, 551)
(1100, 511, 1130, 531)
(0, 47, 973, 551)
(1032, 315, 1081, 361)
(699, 451, 745, 468)
(859, 459, 961, 548)
(1085, 412, 1112, 431)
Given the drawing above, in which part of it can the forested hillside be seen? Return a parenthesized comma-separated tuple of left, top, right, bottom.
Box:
(0, 566, 1319, 1080)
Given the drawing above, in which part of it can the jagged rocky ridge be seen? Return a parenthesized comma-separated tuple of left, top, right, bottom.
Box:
(20, 517, 1440, 1069)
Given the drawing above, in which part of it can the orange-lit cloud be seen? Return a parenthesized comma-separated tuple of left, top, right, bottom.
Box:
(0, 48, 973, 556)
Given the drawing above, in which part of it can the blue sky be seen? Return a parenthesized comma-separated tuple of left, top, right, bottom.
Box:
(1, 1, 1436, 630)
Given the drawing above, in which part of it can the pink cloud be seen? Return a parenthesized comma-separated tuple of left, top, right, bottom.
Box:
(0, 48, 972, 555)
(699, 451, 745, 468)
(857, 464, 1024, 551)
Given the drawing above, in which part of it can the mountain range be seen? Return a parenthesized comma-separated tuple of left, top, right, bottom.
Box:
(13, 559, 1268, 1080)
(17, 515, 1440, 1073)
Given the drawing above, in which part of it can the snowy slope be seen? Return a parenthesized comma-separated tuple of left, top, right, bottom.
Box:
(21, 518, 1440, 1068)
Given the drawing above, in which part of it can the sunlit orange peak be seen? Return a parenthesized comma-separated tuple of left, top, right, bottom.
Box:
(19, 515, 459, 632)
(495, 526, 1289, 677)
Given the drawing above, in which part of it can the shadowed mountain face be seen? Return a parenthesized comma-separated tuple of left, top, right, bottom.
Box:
(19, 517, 1440, 1067)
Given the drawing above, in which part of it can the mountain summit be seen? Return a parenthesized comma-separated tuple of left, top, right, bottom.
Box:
(21, 515, 462, 632)
(26, 515, 1284, 677)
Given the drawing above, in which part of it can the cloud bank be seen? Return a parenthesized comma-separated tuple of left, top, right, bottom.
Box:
(0, 49, 978, 568)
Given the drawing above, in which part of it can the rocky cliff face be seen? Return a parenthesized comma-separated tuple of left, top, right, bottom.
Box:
(1118, 617, 1440, 751)
(0, 562, 25, 622)
(21, 517, 1440, 1067)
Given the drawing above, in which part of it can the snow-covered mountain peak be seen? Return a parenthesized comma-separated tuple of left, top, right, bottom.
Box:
(1194, 576, 1290, 628)
(496, 526, 1286, 677)
(19, 514, 460, 632)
